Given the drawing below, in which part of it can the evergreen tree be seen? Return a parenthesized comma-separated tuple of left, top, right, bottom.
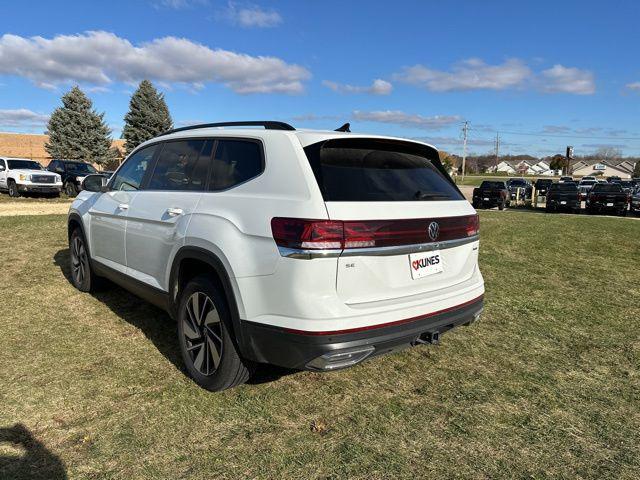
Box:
(122, 80, 173, 154)
(45, 86, 114, 165)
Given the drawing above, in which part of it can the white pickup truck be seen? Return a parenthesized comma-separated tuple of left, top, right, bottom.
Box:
(0, 157, 63, 197)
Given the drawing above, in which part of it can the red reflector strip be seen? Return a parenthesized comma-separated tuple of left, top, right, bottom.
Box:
(282, 294, 484, 336)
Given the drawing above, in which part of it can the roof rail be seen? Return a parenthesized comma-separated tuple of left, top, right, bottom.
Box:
(158, 121, 295, 136)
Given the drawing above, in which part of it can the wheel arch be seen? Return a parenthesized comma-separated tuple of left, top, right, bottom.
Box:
(169, 246, 250, 358)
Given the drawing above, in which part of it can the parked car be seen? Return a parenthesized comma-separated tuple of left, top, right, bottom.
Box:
(582, 175, 596, 181)
(619, 180, 635, 195)
(47, 160, 104, 197)
(578, 178, 597, 201)
(606, 175, 622, 183)
(586, 183, 629, 216)
(506, 178, 532, 200)
(67, 121, 485, 391)
(630, 186, 640, 214)
(534, 178, 553, 197)
(546, 182, 580, 213)
(0, 157, 62, 197)
(472, 180, 509, 210)
(559, 176, 573, 183)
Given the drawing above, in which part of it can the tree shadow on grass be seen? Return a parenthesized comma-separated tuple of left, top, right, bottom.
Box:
(53, 249, 296, 386)
(0, 424, 67, 480)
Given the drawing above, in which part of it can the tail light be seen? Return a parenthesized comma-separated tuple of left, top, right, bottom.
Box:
(271, 215, 479, 251)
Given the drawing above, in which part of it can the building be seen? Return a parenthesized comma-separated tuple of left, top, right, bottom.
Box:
(493, 159, 558, 176)
(570, 158, 636, 179)
(0, 132, 125, 167)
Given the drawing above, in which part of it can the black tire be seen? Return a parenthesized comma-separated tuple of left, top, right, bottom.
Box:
(498, 201, 505, 211)
(69, 228, 98, 292)
(65, 182, 77, 197)
(8, 180, 20, 198)
(620, 209, 627, 217)
(177, 275, 253, 391)
(472, 200, 479, 209)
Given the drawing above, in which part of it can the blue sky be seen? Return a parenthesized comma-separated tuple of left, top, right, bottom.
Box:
(1, 0, 639, 157)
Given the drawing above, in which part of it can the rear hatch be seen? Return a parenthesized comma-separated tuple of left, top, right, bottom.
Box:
(302, 137, 479, 306)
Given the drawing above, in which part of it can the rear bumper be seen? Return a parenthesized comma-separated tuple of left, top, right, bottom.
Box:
(240, 295, 483, 371)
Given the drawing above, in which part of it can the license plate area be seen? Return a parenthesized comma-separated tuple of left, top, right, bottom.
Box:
(409, 250, 443, 280)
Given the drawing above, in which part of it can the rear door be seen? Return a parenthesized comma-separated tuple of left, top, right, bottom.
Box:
(303, 138, 479, 306)
(124, 139, 213, 290)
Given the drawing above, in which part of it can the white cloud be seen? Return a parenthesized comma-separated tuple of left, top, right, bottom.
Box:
(626, 82, 640, 91)
(394, 58, 595, 95)
(0, 109, 49, 129)
(539, 65, 595, 95)
(322, 79, 392, 95)
(394, 59, 531, 92)
(352, 110, 461, 130)
(153, 0, 208, 9)
(0, 31, 309, 94)
(219, 2, 282, 28)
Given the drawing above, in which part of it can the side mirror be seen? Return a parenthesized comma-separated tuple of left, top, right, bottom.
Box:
(82, 174, 108, 193)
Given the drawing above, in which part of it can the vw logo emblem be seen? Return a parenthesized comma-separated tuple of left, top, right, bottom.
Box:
(428, 222, 440, 241)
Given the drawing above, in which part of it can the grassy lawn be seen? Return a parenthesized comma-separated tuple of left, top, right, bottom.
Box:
(1, 212, 639, 479)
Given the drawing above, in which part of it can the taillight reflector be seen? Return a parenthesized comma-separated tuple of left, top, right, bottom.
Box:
(271, 215, 479, 251)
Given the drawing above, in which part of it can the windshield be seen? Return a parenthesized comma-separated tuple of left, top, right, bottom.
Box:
(303, 139, 463, 202)
(65, 162, 97, 174)
(7, 160, 43, 170)
(508, 179, 527, 186)
(480, 181, 505, 188)
(580, 180, 596, 185)
(592, 184, 623, 193)
(535, 180, 552, 187)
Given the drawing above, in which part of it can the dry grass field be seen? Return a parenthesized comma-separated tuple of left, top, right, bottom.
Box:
(0, 211, 639, 479)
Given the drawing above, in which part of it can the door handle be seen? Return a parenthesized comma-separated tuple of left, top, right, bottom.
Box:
(167, 207, 184, 216)
(118, 204, 129, 210)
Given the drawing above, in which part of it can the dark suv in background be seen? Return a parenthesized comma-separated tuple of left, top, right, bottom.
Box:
(47, 160, 103, 197)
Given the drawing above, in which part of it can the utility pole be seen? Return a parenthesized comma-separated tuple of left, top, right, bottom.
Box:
(461, 121, 468, 181)
(495, 132, 500, 168)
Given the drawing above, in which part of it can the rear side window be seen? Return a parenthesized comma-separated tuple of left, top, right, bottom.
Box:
(148, 140, 212, 191)
(304, 139, 462, 201)
(209, 140, 263, 191)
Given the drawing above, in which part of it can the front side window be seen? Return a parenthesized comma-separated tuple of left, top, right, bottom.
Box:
(110, 144, 157, 191)
(209, 140, 263, 191)
(148, 140, 211, 191)
(304, 139, 462, 202)
(0, 159, 6, 170)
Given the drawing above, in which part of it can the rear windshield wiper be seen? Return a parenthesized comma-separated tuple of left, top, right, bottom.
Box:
(414, 191, 451, 200)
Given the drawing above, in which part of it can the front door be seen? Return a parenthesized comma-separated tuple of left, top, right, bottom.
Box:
(125, 139, 213, 290)
(88, 144, 158, 272)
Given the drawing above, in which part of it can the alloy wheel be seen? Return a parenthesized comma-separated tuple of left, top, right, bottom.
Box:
(182, 292, 224, 376)
(71, 235, 88, 286)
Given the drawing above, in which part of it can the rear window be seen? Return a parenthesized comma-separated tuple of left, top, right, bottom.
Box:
(479, 181, 505, 188)
(535, 180, 552, 187)
(592, 184, 623, 193)
(303, 139, 462, 202)
(550, 183, 578, 192)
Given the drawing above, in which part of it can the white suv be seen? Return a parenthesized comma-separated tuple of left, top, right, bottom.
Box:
(68, 121, 484, 391)
(0, 157, 63, 197)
